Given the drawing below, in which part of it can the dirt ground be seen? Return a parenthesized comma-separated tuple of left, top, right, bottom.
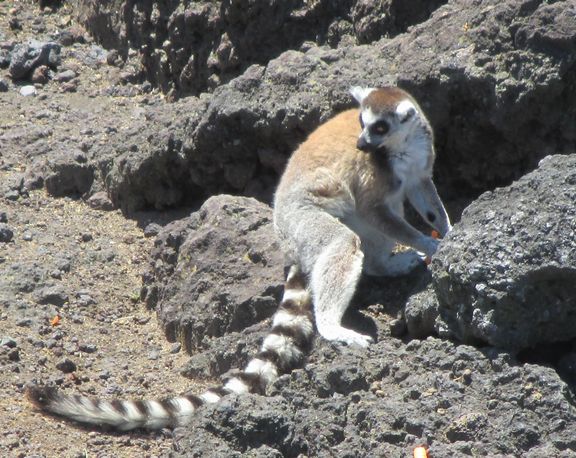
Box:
(0, 2, 209, 456)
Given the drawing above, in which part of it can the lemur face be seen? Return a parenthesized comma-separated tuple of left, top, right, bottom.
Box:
(350, 86, 417, 153)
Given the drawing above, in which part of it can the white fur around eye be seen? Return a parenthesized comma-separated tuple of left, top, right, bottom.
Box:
(361, 108, 379, 127)
(396, 100, 416, 121)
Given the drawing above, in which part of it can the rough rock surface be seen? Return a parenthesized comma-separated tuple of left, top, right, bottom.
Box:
(8, 40, 60, 79)
(71, 0, 447, 97)
(2, 1, 576, 457)
(432, 154, 576, 351)
(143, 195, 285, 353)
(69, 0, 576, 214)
(174, 338, 576, 457)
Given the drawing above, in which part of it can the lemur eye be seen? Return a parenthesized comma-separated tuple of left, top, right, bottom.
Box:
(370, 120, 389, 136)
(359, 113, 365, 129)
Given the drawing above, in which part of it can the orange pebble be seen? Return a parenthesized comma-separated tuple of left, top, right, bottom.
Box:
(50, 314, 61, 327)
(431, 230, 440, 239)
(414, 446, 428, 458)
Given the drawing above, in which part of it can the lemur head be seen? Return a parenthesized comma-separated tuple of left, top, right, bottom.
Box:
(350, 86, 430, 154)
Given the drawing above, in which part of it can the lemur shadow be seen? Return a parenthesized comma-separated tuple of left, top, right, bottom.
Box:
(342, 263, 432, 343)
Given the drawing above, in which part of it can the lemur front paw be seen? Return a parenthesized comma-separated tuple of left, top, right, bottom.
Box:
(419, 235, 440, 258)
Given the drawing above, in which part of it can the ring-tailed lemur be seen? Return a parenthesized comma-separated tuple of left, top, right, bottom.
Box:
(26, 86, 451, 430)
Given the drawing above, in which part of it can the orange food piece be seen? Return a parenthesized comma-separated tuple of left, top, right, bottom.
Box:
(50, 314, 61, 327)
(431, 230, 440, 239)
(414, 446, 429, 458)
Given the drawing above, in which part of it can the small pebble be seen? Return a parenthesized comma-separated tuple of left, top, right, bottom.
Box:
(19, 85, 37, 97)
(9, 17, 22, 31)
(0, 336, 17, 348)
(134, 316, 150, 325)
(79, 343, 97, 353)
(4, 189, 20, 201)
(54, 69, 76, 82)
(87, 192, 114, 211)
(99, 370, 111, 380)
(55, 358, 77, 374)
(148, 349, 160, 360)
(76, 291, 96, 306)
(50, 269, 62, 279)
(0, 224, 14, 243)
(60, 81, 78, 92)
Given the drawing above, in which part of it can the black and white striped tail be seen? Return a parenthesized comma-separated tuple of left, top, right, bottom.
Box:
(26, 266, 314, 431)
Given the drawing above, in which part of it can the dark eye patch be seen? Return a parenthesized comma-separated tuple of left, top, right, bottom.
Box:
(369, 120, 389, 136)
(359, 113, 365, 129)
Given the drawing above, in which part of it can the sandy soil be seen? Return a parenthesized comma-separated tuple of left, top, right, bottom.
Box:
(0, 2, 208, 456)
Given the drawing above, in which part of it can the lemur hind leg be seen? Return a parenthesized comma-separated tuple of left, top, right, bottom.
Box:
(303, 213, 372, 348)
(344, 215, 425, 277)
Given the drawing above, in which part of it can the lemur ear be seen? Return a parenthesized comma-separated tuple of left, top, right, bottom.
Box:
(350, 86, 375, 105)
(396, 100, 417, 123)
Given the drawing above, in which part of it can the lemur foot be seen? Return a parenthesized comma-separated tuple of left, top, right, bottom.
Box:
(319, 325, 374, 348)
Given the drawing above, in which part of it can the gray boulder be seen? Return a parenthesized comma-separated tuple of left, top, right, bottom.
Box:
(43, 148, 94, 198)
(8, 40, 60, 80)
(433, 154, 576, 351)
(142, 195, 285, 352)
(85, 96, 209, 213)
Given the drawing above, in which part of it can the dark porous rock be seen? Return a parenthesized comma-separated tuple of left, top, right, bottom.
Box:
(73, 0, 576, 213)
(72, 0, 445, 98)
(55, 358, 77, 374)
(43, 147, 94, 197)
(35, 285, 69, 306)
(173, 395, 301, 457)
(351, 0, 447, 44)
(98, 97, 208, 213)
(144, 195, 284, 352)
(433, 155, 576, 351)
(180, 322, 268, 379)
(8, 40, 61, 80)
(0, 223, 14, 243)
(143, 222, 161, 238)
(86, 191, 114, 211)
(394, 0, 576, 198)
(404, 284, 439, 339)
(174, 337, 576, 456)
(0, 47, 10, 69)
(0, 78, 8, 92)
